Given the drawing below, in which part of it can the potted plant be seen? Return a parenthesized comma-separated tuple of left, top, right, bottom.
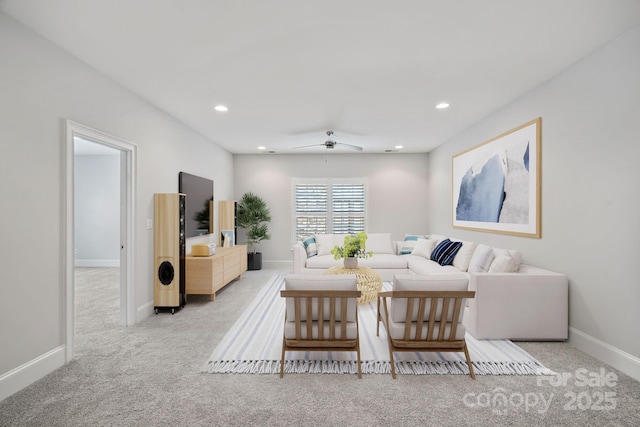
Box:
(236, 192, 272, 270)
(331, 232, 373, 269)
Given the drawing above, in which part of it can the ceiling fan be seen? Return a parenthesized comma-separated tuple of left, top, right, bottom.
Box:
(293, 130, 363, 151)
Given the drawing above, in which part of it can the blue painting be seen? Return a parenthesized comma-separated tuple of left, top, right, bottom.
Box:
(456, 154, 505, 222)
(452, 118, 541, 238)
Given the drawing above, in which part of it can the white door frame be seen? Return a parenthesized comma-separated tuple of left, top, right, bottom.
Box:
(64, 120, 136, 362)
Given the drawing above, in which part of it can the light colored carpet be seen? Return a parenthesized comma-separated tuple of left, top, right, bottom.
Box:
(203, 273, 554, 376)
(1, 267, 639, 426)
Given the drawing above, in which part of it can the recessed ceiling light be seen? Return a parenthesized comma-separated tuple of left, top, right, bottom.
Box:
(257, 146, 266, 150)
(435, 102, 450, 109)
(214, 105, 228, 112)
(395, 145, 403, 149)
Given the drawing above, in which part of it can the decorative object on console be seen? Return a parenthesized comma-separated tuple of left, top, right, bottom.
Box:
(331, 232, 373, 269)
(221, 229, 235, 247)
(452, 117, 541, 238)
(236, 192, 272, 270)
(192, 243, 216, 257)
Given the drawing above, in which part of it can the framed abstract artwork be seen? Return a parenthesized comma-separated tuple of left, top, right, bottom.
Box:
(452, 117, 541, 238)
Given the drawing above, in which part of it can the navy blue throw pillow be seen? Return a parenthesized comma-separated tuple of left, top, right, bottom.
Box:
(430, 238, 463, 266)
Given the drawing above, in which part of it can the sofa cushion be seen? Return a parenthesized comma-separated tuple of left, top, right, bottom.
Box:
(359, 254, 408, 269)
(468, 244, 495, 273)
(366, 233, 394, 254)
(405, 256, 462, 275)
(411, 238, 436, 259)
(398, 234, 426, 255)
(451, 241, 477, 272)
(302, 236, 318, 258)
(305, 254, 342, 269)
(430, 239, 463, 266)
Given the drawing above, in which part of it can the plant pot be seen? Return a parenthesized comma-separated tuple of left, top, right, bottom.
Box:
(343, 257, 358, 269)
(247, 252, 262, 270)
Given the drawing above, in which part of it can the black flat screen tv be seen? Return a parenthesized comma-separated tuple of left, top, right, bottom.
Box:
(178, 172, 214, 238)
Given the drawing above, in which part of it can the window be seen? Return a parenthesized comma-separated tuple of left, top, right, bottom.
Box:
(293, 178, 367, 241)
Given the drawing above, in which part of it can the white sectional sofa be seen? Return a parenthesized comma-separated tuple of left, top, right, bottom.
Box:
(292, 233, 568, 340)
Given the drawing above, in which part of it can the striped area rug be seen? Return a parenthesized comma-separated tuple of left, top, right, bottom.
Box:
(202, 273, 554, 375)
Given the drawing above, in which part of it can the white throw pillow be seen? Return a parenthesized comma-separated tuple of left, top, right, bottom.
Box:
(493, 248, 524, 271)
(468, 244, 495, 273)
(428, 234, 448, 245)
(451, 240, 477, 272)
(398, 234, 428, 255)
(411, 238, 436, 259)
(315, 234, 336, 256)
(489, 255, 517, 273)
(365, 233, 394, 254)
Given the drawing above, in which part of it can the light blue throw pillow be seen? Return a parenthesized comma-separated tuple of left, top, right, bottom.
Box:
(302, 236, 318, 258)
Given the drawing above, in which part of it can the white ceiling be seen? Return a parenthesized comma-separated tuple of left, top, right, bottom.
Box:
(3, 0, 640, 154)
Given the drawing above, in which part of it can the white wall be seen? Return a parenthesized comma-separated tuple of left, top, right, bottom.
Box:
(0, 13, 234, 393)
(427, 25, 640, 378)
(75, 153, 120, 267)
(233, 153, 430, 264)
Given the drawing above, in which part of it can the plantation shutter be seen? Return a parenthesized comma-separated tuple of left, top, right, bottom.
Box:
(331, 182, 365, 234)
(294, 183, 328, 241)
(293, 178, 367, 241)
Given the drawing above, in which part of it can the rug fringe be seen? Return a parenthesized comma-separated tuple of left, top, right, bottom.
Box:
(201, 360, 555, 376)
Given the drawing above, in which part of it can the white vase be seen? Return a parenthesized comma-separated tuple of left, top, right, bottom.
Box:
(343, 257, 358, 269)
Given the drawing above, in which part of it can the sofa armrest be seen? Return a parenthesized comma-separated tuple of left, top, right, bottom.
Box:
(292, 242, 307, 274)
(465, 266, 568, 340)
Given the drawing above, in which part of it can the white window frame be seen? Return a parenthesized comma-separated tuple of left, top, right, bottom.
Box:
(292, 177, 368, 243)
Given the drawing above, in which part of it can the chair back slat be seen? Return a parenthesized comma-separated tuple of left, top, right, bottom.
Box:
(427, 297, 438, 340)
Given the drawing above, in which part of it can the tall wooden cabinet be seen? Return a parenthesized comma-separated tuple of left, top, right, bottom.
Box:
(185, 245, 247, 301)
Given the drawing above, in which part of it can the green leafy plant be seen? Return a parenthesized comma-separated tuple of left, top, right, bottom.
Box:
(236, 192, 272, 253)
(331, 232, 373, 260)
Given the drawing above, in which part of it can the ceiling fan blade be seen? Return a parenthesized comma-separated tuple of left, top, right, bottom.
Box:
(337, 142, 363, 151)
(292, 143, 325, 150)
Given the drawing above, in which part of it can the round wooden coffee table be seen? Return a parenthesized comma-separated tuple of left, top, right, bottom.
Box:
(323, 266, 383, 304)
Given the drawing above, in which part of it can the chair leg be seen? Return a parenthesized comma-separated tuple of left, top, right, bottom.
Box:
(463, 342, 475, 380)
(385, 334, 397, 379)
(356, 342, 362, 379)
(376, 297, 380, 336)
(280, 336, 286, 378)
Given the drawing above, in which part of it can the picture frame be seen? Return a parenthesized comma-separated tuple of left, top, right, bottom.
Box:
(452, 117, 541, 238)
(221, 229, 235, 247)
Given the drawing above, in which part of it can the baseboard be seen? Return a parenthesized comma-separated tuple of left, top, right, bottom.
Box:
(137, 300, 155, 322)
(75, 259, 120, 268)
(569, 327, 640, 382)
(262, 260, 293, 270)
(0, 345, 66, 403)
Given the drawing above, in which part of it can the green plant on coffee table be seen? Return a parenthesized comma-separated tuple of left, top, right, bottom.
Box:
(331, 232, 373, 260)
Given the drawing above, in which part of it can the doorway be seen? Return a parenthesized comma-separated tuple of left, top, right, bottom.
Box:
(64, 120, 136, 363)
